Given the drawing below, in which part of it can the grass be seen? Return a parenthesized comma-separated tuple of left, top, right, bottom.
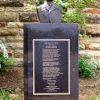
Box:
(0, 89, 18, 100)
(87, 96, 97, 100)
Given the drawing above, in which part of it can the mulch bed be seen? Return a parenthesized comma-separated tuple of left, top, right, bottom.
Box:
(0, 67, 100, 100)
(0, 67, 24, 93)
(79, 74, 100, 100)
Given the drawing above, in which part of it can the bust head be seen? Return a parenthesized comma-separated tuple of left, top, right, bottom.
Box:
(37, 0, 61, 23)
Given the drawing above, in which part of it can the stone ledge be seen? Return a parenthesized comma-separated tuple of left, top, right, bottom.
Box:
(79, 43, 100, 50)
(8, 48, 14, 57)
(6, 43, 23, 49)
(85, 24, 100, 35)
(19, 12, 38, 22)
(86, 14, 100, 24)
(79, 37, 100, 50)
(79, 50, 100, 62)
(0, 28, 19, 36)
(14, 49, 23, 58)
(0, 0, 24, 7)
(5, 7, 36, 12)
(7, 22, 23, 28)
(83, 8, 100, 14)
(6, 36, 23, 42)
(0, 37, 6, 42)
(79, 50, 100, 56)
(79, 37, 100, 43)
(0, 22, 7, 27)
(0, 12, 18, 22)
(19, 29, 24, 36)
(86, 43, 100, 50)
(83, 8, 100, 24)
(14, 58, 23, 67)
(0, 7, 5, 11)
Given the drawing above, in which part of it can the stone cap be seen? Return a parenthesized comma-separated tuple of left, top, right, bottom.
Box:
(0, 0, 24, 7)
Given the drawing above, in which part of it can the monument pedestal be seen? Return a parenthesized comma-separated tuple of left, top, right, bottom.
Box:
(24, 23, 79, 100)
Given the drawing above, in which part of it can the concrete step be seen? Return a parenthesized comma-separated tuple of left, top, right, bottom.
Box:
(79, 37, 100, 50)
(81, 24, 100, 37)
(79, 50, 100, 56)
(83, 8, 100, 24)
(85, 24, 100, 36)
(86, 14, 100, 24)
(79, 50, 100, 63)
(80, 24, 100, 36)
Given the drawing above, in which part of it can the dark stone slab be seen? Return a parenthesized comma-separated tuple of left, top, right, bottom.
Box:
(24, 23, 79, 100)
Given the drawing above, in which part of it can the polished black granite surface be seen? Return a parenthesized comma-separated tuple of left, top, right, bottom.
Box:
(24, 23, 79, 100)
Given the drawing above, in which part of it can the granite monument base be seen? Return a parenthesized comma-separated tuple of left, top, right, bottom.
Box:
(24, 23, 78, 100)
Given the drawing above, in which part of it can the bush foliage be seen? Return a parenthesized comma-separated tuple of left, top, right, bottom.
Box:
(0, 53, 14, 71)
(78, 55, 97, 78)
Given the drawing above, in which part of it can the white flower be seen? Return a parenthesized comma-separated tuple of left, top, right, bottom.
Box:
(0, 40, 8, 58)
(0, 64, 1, 69)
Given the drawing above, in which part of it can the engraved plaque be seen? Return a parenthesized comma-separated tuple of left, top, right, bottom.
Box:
(33, 39, 70, 95)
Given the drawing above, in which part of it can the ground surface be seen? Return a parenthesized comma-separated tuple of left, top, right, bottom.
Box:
(0, 67, 100, 100)
(79, 75, 100, 100)
(0, 67, 24, 91)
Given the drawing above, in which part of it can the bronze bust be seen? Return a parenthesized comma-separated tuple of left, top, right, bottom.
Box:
(37, 0, 62, 23)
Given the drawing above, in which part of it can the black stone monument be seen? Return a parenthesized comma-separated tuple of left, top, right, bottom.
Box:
(24, 23, 79, 100)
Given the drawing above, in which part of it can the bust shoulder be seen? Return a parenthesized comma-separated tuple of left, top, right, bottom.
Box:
(54, 5, 62, 11)
(37, 4, 45, 11)
(49, 4, 62, 13)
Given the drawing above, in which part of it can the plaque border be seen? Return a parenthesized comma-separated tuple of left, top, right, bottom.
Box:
(33, 39, 70, 96)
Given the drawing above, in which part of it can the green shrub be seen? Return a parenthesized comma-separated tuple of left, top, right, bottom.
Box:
(54, 0, 96, 27)
(54, 0, 64, 7)
(79, 55, 96, 78)
(0, 89, 10, 100)
(62, 10, 86, 27)
(0, 89, 18, 100)
(0, 53, 14, 71)
(63, 0, 95, 8)
(87, 96, 96, 100)
(79, 34, 91, 38)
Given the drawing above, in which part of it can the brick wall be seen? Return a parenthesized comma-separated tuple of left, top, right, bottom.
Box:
(0, 0, 38, 66)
